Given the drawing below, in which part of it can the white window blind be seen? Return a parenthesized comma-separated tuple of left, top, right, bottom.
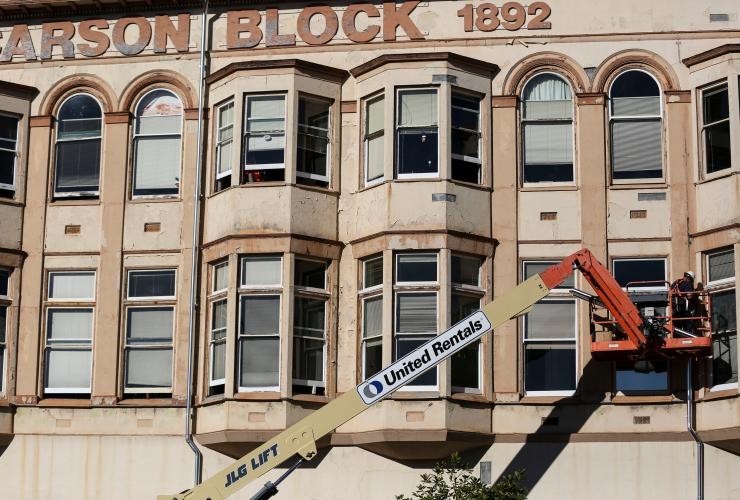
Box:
(612, 96, 660, 116)
(127, 308, 174, 342)
(241, 256, 281, 286)
(46, 349, 91, 389)
(398, 90, 437, 127)
(524, 123, 572, 164)
(524, 300, 576, 339)
(396, 293, 437, 333)
(126, 348, 173, 387)
(612, 120, 662, 173)
(47, 309, 93, 341)
(49, 272, 95, 300)
(134, 136, 181, 190)
(363, 296, 383, 338)
(709, 250, 735, 283)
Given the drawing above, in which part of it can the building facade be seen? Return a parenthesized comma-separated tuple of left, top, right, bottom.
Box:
(0, 1, 738, 498)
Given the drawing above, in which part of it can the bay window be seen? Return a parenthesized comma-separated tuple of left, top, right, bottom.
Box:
(396, 88, 438, 178)
(208, 261, 228, 391)
(451, 92, 482, 184)
(293, 258, 328, 394)
(243, 94, 286, 183)
(364, 95, 385, 186)
(450, 255, 484, 393)
(701, 82, 731, 174)
(54, 94, 102, 196)
(297, 96, 331, 187)
(707, 248, 737, 388)
(360, 256, 383, 379)
(521, 74, 573, 183)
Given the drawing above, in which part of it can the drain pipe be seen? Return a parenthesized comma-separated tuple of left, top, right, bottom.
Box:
(686, 358, 704, 500)
(184, 0, 209, 487)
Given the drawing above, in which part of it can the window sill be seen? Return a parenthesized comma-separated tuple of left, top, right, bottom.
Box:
(234, 392, 282, 401)
(0, 398, 11, 408)
(610, 394, 676, 404)
(49, 198, 101, 206)
(519, 394, 578, 404)
(519, 184, 579, 192)
(390, 391, 442, 400)
(37, 398, 92, 407)
(292, 182, 339, 197)
(447, 179, 491, 192)
(117, 398, 183, 407)
(696, 169, 737, 185)
(0, 197, 22, 207)
(609, 182, 668, 190)
(703, 384, 738, 400)
(449, 392, 488, 404)
(358, 179, 388, 194)
(128, 196, 182, 204)
(290, 394, 330, 404)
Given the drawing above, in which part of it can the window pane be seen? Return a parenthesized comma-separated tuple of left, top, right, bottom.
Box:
(125, 348, 172, 388)
(612, 259, 666, 288)
(524, 343, 575, 391)
(47, 309, 93, 341)
(295, 259, 326, 289)
(702, 85, 729, 124)
(0, 115, 19, 142)
(713, 331, 737, 385)
(397, 254, 437, 283)
(211, 340, 226, 382)
(133, 136, 180, 194)
(363, 257, 383, 289)
(452, 342, 479, 389)
(705, 121, 731, 173)
(523, 262, 574, 288)
(451, 255, 480, 287)
(242, 256, 281, 286)
(366, 135, 384, 182)
(0, 305, 7, 343)
(398, 89, 437, 127)
(128, 270, 176, 297)
(49, 272, 95, 299)
(135, 90, 182, 135)
(55, 139, 101, 191)
(523, 122, 573, 166)
(366, 96, 384, 134)
(0, 269, 9, 296)
(240, 337, 280, 387)
(611, 120, 662, 179)
(211, 300, 227, 338)
(363, 337, 382, 379)
(452, 94, 480, 130)
(0, 115, 18, 188)
(294, 297, 325, 339)
(363, 296, 382, 339)
(213, 262, 229, 292)
(297, 97, 330, 181)
(708, 250, 735, 282)
(240, 296, 280, 335)
(397, 129, 438, 175)
(616, 360, 668, 393)
(293, 336, 324, 383)
(396, 293, 437, 333)
(127, 307, 174, 343)
(610, 71, 661, 116)
(0, 150, 15, 186)
(57, 94, 102, 139)
(46, 349, 91, 390)
(451, 128, 479, 159)
(246, 96, 285, 167)
(396, 336, 436, 386)
(523, 74, 572, 119)
(451, 293, 480, 324)
(712, 290, 737, 334)
(524, 300, 575, 340)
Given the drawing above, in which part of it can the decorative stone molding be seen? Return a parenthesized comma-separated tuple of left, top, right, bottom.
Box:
(119, 69, 197, 112)
(503, 52, 589, 95)
(592, 49, 679, 93)
(40, 73, 117, 115)
(492, 95, 518, 108)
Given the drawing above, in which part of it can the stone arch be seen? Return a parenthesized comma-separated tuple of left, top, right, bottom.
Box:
(592, 49, 679, 94)
(119, 70, 196, 113)
(40, 73, 116, 116)
(503, 52, 589, 96)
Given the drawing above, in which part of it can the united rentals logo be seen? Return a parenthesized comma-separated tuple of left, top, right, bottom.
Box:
(357, 310, 492, 405)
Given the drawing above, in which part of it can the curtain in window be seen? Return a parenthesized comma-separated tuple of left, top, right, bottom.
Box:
(49, 272, 95, 299)
(398, 90, 438, 127)
(46, 349, 92, 389)
(127, 307, 174, 342)
(523, 75, 572, 119)
(242, 257, 281, 286)
(47, 309, 93, 340)
(363, 296, 382, 338)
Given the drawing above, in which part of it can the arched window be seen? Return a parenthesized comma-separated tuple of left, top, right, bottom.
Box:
(521, 74, 573, 183)
(133, 89, 182, 196)
(609, 70, 663, 180)
(54, 94, 102, 196)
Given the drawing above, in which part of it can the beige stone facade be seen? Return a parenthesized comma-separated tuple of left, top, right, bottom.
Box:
(0, 1, 738, 498)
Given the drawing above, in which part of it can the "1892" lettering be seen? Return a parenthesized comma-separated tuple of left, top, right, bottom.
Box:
(457, 2, 552, 32)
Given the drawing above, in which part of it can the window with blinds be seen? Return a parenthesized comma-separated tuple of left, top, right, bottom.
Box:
(394, 252, 438, 389)
(209, 261, 228, 391)
(396, 88, 439, 178)
(450, 255, 483, 393)
(522, 261, 576, 394)
(706, 248, 737, 388)
(297, 96, 331, 188)
(44, 271, 96, 394)
(214, 100, 234, 192)
(238, 255, 282, 391)
(54, 94, 102, 196)
(293, 258, 329, 394)
(609, 70, 663, 181)
(364, 95, 385, 186)
(132, 89, 182, 196)
(521, 74, 573, 183)
(123, 269, 176, 393)
(451, 92, 482, 184)
(0, 114, 19, 194)
(243, 94, 286, 183)
(360, 256, 383, 379)
(701, 82, 731, 175)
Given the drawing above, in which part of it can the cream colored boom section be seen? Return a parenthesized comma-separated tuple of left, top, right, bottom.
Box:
(159, 274, 551, 500)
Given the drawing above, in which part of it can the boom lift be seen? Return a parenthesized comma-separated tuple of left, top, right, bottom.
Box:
(160, 248, 712, 500)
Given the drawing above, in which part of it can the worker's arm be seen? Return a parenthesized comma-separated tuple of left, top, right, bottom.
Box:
(159, 270, 553, 500)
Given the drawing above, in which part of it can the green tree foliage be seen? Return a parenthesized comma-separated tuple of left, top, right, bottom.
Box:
(396, 453, 527, 500)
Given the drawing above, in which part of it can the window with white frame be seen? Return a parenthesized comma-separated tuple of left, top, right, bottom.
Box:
(0, 113, 20, 195)
(297, 96, 331, 188)
(209, 261, 228, 392)
(364, 95, 385, 186)
(244, 94, 286, 183)
(396, 88, 438, 178)
(522, 261, 576, 394)
(609, 70, 663, 181)
(360, 256, 383, 380)
(450, 255, 484, 393)
(0, 269, 9, 393)
(612, 257, 669, 392)
(293, 258, 329, 394)
(45, 271, 96, 394)
(451, 92, 482, 184)
(521, 74, 574, 183)
(124, 270, 176, 393)
(238, 255, 282, 391)
(701, 82, 731, 175)
(132, 89, 182, 196)
(54, 94, 102, 196)
(215, 100, 234, 192)
(707, 248, 736, 388)
(395, 253, 438, 389)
